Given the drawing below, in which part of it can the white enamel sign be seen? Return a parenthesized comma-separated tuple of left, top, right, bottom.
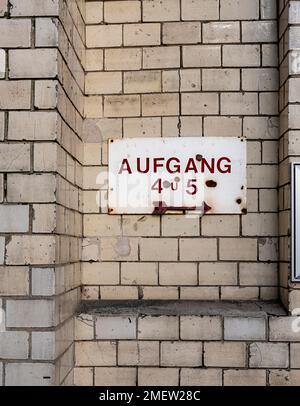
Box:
(292, 163, 300, 282)
(108, 137, 247, 215)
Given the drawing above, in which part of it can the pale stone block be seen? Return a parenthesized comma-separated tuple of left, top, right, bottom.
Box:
(221, 286, 259, 300)
(259, 92, 278, 115)
(84, 96, 103, 119)
(75, 314, 94, 341)
(242, 21, 277, 43)
(86, 25, 122, 48)
(0, 19, 31, 47)
(262, 44, 278, 66)
(138, 316, 179, 339)
(0, 0, 7, 15)
(82, 286, 99, 300)
(0, 81, 31, 109)
(181, 316, 222, 340)
(202, 215, 240, 236)
(163, 22, 201, 44)
(10, 0, 59, 16)
(74, 368, 94, 386)
(95, 316, 136, 339)
(104, 1, 140, 23)
(143, 46, 180, 69)
(224, 370, 266, 386)
(162, 70, 179, 92)
(95, 367, 136, 386)
(100, 237, 139, 261)
(182, 0, 219, 20)
(180, 69, 201, 92)
(245, 117, 278, 140)
(242, 68, 278, 91)
(143, 0, 180, 21)
(180, 287, 219, 300)
(7, 174, 56, 203)
(84, 214, 121, 237)
(31, 332, 55, 360)
(85, 72, 122, 94)
(0, 205, 29, 232)
(122, 215, 160, 236)
(198, 263, 237, 286)
(223, 45, 260, 67)
(180, 238, 217, 261)
(159, 263, 197, 286)
(83, 143, 101, 166)
(124, 23, 161, 46)
(269, 316, 300, 342)
(203, 22, 240, 43)
(220, 0, 259, 20)
(100, 286, 139, 300)
(6, 299, 55, 328)
(239, 263, 277, 286)
(219, 238, 257, 260)
(35, 18, 58, 47)
(162, 215, 199, 236)
(221, 93, 258, 115)
(35, 80, 57, 109)
(142, 286, 179, 299)
(0, 237, 4, 265)
(104, 95, 140, 117)
(82, 262, 119, 285)
(105, 48, 142, 70)
(9, 49, 58, 78)
(140, 238, 178, 261)
(291, 344, 300, 368)
(75, 341, 116, 366)
(8, 111, 58, 140)
(261, 0, 277, 19)
(124, 71, 161, 93)
(138, 368, 179, 386)
(181, 116, 202, 137)
(0, 331, 29, 359)
(204, 117, 242, 137)
(247, 165, 278, 188)
(269, 370, 300, 386)
(224, 317, 266, 341)
(0, 48, 5, 78)
(161, 342, 202, 367)
(31, 268, 55, 296)
(0, 143, 30, 172)
(121, 262, 158, 285)
(5, 363, 55, 386)
(181, 369, 222, 386)
(183, 45, 221, 67)
(204, 342, 246, 367)
(123, 117, 161, 138)
(202, 69, 240, 91)
(258, 237, 278, 262)
(0, 112, 4, 141)
(242, 213, 278, 236)
(85, 1, 103, 23)
(86, 49, 103, 71)
(182, 93, 218, 115)
(0, 266, 29, 296)
(118, 341, 159, 366)
(249, 343, 289, 368)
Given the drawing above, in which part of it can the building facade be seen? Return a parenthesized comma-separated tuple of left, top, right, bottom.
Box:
(0, 0, 300, 386)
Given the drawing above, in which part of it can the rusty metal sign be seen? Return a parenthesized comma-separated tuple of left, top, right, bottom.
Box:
(108, 137, 247, 215)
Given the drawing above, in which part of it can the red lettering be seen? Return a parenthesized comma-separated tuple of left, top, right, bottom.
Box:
(137, 157, 150, 173)
(217, 157, 231, 174)
(166, 157, 180, 173)
(185, 158, 198, 173)
(118, 158, 132, 174)
(201, 158, 215, 174)
(153, 157, 165, 172)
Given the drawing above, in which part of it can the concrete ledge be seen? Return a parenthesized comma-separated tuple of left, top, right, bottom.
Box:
(78, 300, 286, 317)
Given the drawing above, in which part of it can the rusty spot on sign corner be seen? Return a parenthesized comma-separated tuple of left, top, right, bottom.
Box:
(241, 208, 247, 215)
(108, 207, 114, 214)
(206, 180, 217, 188)
(203, 202, 212, 213)
(196, 154, 203, 161)
(236, 198, 242, 204)
(241, 185, 244, 190)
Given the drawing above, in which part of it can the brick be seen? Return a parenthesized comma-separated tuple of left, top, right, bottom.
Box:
(0, 19, 31, 47)
(6, 235, 56, 265)
(31, 268, 55, 296)
(138, 368, 179, 386)
(143, 46, 180, 69)
(182, 93, 218, 115)
(259, 92, 278, 115)
(204, 117, 242, 137)
(85, 1, 103, 24)
(181, 316, 222, 340)
(242, 69, 278, 91)
(84, 214, 121, 237)
(95, 316, 136, 339)
(220, 0, 259, 20)
(123, 117, 161, 138)
(180, 238, 217, 261)
(7, 174, 56, 203)
(224, 317, 266, 341)
(34, 142, 58, 172)
(262, 44, 278, 66)
(260, 189, 278, 212)
(239, 263, 277, 286)
(122, 215, 160, 236)
(181, 116, 203, 137)
(35, 80, 57, 109)
(269, 370, 300, 386)
(86, 49, 103, 71)
(261, 0, 277, 19)
(202, 215, 239, 236)
(203, 22, 240, 43)
(35, 18, 58, 47)
(86, 25, 122, 48)
(244, 117, 278, 140)
(140, 238, 177, 261)
(104, 95, 140, 117)
(219, 238, 257, 261)
(6, 299, 55, 328)
(5, 363, 54, 386)
(86, 72, 122, 94)
(75, 341, 116, 366)
(82, 286, 99, 300)
(0, 0, 7, 15)
(202, 69, 240, 91)
(180, 69, 201, 92)
(0, 112, 4, 140)
(95, 367, 136, 386)
(142, 286, 179, 299)
(0, 175, 3, 203)
(221, 286, 259, 300)
(0, 81, 31, 109)
(269, 316, 300, 341)
(161, 342, 202, 367)
(105, 48, 142, 70)
(182, 0, 219, 20)
(199, 263, 237, 286)
(162, 70, 179, 92)
(100, 286, 139, 299)
(242, 213, 278, 236)
(9, 49, 57, 78)
(0, 143, 30, 172)
(124, 23, 160, 46)
(224, 370, 266, 386)
(74, 368, 93, 386)
(263, 140, 278, 164)
(249, 343, 289, 368)
(99, 237, 139, 261)
(124, 71, 161, 93)
(221, 93, 258, 115)
(75, 314, 94, 341)
(223, 45, 260, 67)
(104, 1, 140, 23)
(180, 287, 219, 300)
(0, 266, 29, 295)
(0, 48, 5, 78)
(32, 204, 56, 233)
(84, 95, 103, 118)
(183, 45, 221, 67)
(83, 143, 102, 165)
(204, 342, 246, 367)
(163, 22, 201, 44)
(258, 237, 278, 262)
(247, 165, 278, 188)
(0, 237, 4, 264)
(0, 205, 29, 232)
(118, 341, 159, 366)
(138, 316, 179, 339)
(8, 111, 58, 140)
(159, 263, 197, 286)
(291, 344, 300, 368)
(31, 332, 55, 360)
(242, 21, 277, 43)
(121, 262, 158, 285)
(143, 0, 180, 21)
(143, 93, 179, 116)
(162, 215, 199, 236)
(10, 0, 58, 16)
(81, 262, 119, 285)
(181, 369, 222, 386)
